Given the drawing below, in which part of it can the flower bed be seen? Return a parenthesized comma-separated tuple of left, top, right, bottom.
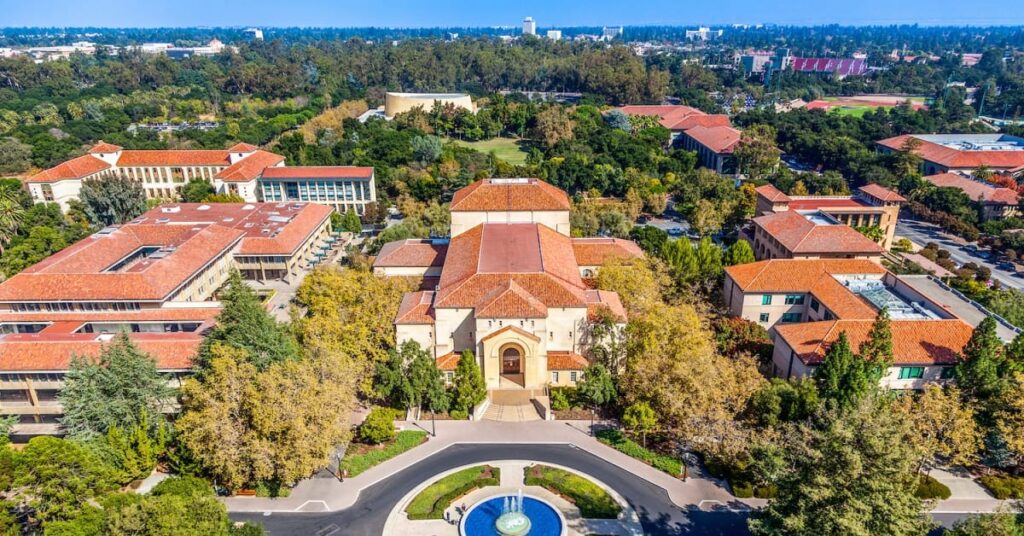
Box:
(341, 430, 428, 477)
(405, 465, 500, 520)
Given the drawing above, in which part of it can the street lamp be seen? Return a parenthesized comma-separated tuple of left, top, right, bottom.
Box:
(431, 410, 436, 437)
(590, 408, 595, 437)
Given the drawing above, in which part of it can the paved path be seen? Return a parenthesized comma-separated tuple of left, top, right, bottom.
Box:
(896, 218, 1023, 290)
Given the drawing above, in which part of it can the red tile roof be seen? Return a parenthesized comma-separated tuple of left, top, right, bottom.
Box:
(0, 307, 221, 326)
(227, 142, 259, 153)
(216, 150, 285, 182)
(753, 211, 883, 255)
(27, 155, 110, 183)
(260, 166, 375, 179)
(450, 179, 570, 212)
(547, 351, 589, 370)
(775, 319, 973, 365)
(755, 184, 791, 203)
(117, 150, 233, 167)
(878, 135, 1024, 172)
(88, 141, 123, 153)
(395, 291, 436, 324)
(614, 105, 731, 132)
(571, 238, 644, 266)
(584, 290, 627, 322)
(725, 259, 886, 319)
(0, 334, 200, 371)
(480, 325, 541, 343)
(924, 173, 1020, 206)
(858, 183, 907, 203)
(787, 198, 868, 210)
(374, 239, 448, 268)
(684, 125, 741, 154)
(475, 280, 548, 319)
(436, 352, 460, 371)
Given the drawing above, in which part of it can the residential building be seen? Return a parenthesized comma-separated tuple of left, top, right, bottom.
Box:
(523, 17, 537, 36)
(680, 125, 742, 174)
(601, 26, 623, 40)
(723, 259, 976, 389)
(923, 172, 1021, 221)
(546, 30, 562, 41)
(24, 141, 377, 215)
(750, 209, 884, 261)
(877, 134, 1024, 178)
(373, 178, 643, 394)
(613, 105, 737, 171)
(754, 183, 906, 249)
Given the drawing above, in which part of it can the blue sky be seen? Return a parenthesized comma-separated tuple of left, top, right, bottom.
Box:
(2, 0, 1023, 27)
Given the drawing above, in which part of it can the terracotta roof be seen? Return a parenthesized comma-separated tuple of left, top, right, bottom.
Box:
(27, 155, 110, 183)
(725, 259, 885, 319)
(753, 211, 883, 255)
(0, 334, 200, 371)
(571, 238, 644, 266)
(227, 142, 259, 153)
(216, 150, 285, 182)
(684, 125, 741, 154)
(88, 141, 123, 153)
(474, 280, 548, 319)
(0, 307, 220, 327)
(584, 290, 627, 322)
(436, 352, 460, 371)
(547, 351, 589, 370)
(0, 224, 245, 302)
(138, 202, 332, 256)
(260, 166, 375, 179)
(450, 179, 570, 212)
(480, 324, 541, 343)
(878, 135, 1024, 172)
(615, 105, 719, 131)
(775, 319, 973, 365)
(373, 240, 448, 268)
(924, 173, 1020, 206)
(787, 198, 868, 210)
(116, 150, 232, 167)
(858, 183, 907, 203)
(395, 291, 436, 324)
(671, 114, 732, 131)
(755, 184, 791, 203)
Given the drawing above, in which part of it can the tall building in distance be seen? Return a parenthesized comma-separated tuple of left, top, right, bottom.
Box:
(602, 26, 623, 40)
(243, 28, 264, 41)
(546, 30, 562, 41)
(685, 26, 723, 41)
(523, 17, 537, 36)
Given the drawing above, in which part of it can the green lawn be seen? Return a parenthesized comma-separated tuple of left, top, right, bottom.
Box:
(524, 464, 621, 519)
(448, 137, 530, 165)
(341, 430, 428, 477)
(596, 429, 682, 476)
(405, 465, 500, 520)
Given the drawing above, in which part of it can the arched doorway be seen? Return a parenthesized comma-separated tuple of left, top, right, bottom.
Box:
(501, 346, 522, 375)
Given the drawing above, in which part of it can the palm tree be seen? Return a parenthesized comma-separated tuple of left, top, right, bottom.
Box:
(0, 189, 25, 254)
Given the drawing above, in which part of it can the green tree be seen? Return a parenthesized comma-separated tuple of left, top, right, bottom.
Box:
(815, 332, 874, 412)
(358, 407, 397, 444)
(604, 109, 632, 132)
(181, 179, 215, 202)
(374, 344, 414, 407)
(954, 317, 1007, 405)
(858, 308, 894, 369)
(452, 351, 486, 414)
(733, 124, 781, 179)
(724, 239, 755, 266)
(59, 333, 172, 438)
(576, 364, 617, 410)
(411, 135, 442, 163)
(102, 493, 237, 536)
(628, 226, 668, 256)
(78, 176, 147, 226)
(340, 208, 362, 234)
(407, 349, 448, 414)
(948, 510, 1024, 536)
(11, 436, 119, 522)
(0, 137, 32, 174)
(748, 396, 932, 536)
(197, 271, 299, 371)
(0, 188, 25, 255)
(622, 401, 658, 448)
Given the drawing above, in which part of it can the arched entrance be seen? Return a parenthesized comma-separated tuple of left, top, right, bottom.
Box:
(501, 346, 522, 375)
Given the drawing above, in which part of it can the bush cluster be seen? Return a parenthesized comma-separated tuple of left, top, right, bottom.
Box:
(596, 429, 681, 476)
(524, 465, 621, 519)
(979, 474, 1024, 500)
(406, 466, 500, 520)
(914, 473, 951, 500)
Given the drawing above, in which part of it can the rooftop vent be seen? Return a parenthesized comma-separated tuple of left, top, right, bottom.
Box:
(94, 226, 118, 236)
(161, 206, 181, 213)
(156, 218, 170, 224)
(197, 204, 210, 211)
(95, 333, 116, 342)
(242, 204, 255, 210)
(490, 178, 531, 185)
(268, 215, 291, 223)
(222, 217, 234, 223)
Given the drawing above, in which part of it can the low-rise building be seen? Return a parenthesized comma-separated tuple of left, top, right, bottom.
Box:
(754, 183, 906, 249)
(723, 259, 977, 390)
(614, 105, 737, 172)
(750, 210, 884, 261)
(877, 134, 1024, 178)
(923, 172, 1020, 221)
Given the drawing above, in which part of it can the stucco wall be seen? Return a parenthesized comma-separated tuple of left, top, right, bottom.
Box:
(450, 210, 570, 237)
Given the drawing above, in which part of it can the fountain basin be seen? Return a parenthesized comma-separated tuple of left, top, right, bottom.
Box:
(460, 495, 565, 536)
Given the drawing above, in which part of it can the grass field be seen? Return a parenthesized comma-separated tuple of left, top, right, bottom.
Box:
(449, 137, 530, 165)
(524, 464, 621, 519)
(405, 465, 500, 519)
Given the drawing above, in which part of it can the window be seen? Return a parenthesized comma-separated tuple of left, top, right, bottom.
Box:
(551, 371, 559, 383)
(810, 298, 821, 312)
(940, 367, 955, 380)
(761, 295, 773, 305)
(445, 372, 454, 383)
(780, 312, 801, 323)
(898, 367, 925, 380)
(784, 294, 805, 305)
(570, 371, 578, 383)
(758, 313, 770, 323)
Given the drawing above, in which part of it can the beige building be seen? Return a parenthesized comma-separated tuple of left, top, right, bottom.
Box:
(384, 92, 475, 119)
(374, 179, 642, 396)
(923, 172, 1021, 221)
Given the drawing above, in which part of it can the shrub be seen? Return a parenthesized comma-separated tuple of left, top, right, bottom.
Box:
(341, 430, 428, 477)
(979, 474, 1024, 500)
(596, 429, 681, 476)
(449, 409, 468, 420)
(524, 465, 620, 519)
(359, 407, 398, 444)
(149, 475, 213, 497)
(732, 481, 753, 498)
(915, 473, 951, 500)
(550, 389, 570, 411)
(406, 465, 500, 520)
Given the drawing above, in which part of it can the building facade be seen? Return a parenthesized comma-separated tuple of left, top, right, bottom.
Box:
(923, 172, 1021, 221)
(877, 134, 1024, 178)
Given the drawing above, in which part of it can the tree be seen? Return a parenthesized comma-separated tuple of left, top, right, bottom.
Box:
(724, 239, 755, 266)
(748, 378, 820, 428)
(947, 510, 1024, 536)
(576, 364, 617, 410)
(605, 110, 632, 132)
(622, 402, 657, 448)
(411, 135, 442, 163)
(102, 492, 240, 536)
(78, 176, 147, 226)
(815, 332, 875, 412)
(358, 407, 397, 444)
(733, 124, 781, 179)
(340, 208, 362, 234)
(58, 333, 172, 438)
(181, 179, 215, 202)
(855, 225, 885, 243)
(628, 226, 668, 256)
(858, 308, 894, 369)
(452, 351, 486, 414)
(197, 271, 299, 371)
(748, 396, 933, 536)
(594, 257, 668, 317)
(406, 348, 449, 415)
(11, 436, 119, 522)
(0, 137, 31, 174)
(895, 385, 981, 472)
(0, 188, 25, 254)
(533, 106, 575, 147)
(954, 316, 1007, 405)
(995, 372, 1024, 466)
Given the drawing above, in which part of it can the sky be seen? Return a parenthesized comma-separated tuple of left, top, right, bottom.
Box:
(2, 0, 1023, 28)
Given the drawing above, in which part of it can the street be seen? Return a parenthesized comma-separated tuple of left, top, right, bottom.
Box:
(896, 218, 1024, 291)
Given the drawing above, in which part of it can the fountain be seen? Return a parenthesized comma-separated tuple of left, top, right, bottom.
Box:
(460, 488, 565, 536)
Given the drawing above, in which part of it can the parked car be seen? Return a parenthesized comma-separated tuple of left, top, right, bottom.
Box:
(667, 227, 684, 237)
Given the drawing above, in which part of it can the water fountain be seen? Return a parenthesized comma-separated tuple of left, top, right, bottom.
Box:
(460, 488, 565, 536)
(494, 489, 531, 535)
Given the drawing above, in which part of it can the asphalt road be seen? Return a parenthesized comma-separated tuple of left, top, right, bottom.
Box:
(896, 218, 1023, 290)
(230, 443, 752, 536)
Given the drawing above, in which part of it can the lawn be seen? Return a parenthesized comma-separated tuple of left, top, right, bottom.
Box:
(524, 464, 621, 519)
(596, 429, 682, 476)
(341, 430, 428, 477)
(448, 137, 530, 165)
(405, 465, 500, 520)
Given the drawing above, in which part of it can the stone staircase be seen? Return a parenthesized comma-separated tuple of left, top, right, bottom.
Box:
(482, 389, 545, 422)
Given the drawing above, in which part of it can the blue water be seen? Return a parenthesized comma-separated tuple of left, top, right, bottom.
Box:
(462, 496, 563, 536)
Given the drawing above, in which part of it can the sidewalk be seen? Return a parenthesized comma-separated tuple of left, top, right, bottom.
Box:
(222, 420, 743, 513)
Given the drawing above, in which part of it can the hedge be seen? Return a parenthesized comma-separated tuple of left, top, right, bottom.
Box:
(979, 474, 1024, 500)
(341, 430, 428, 477)
(915, 473, 951, 500)
(524, 465, 620, 519)
(406, 465, 500, 520)
(596, 429, 682, 476)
